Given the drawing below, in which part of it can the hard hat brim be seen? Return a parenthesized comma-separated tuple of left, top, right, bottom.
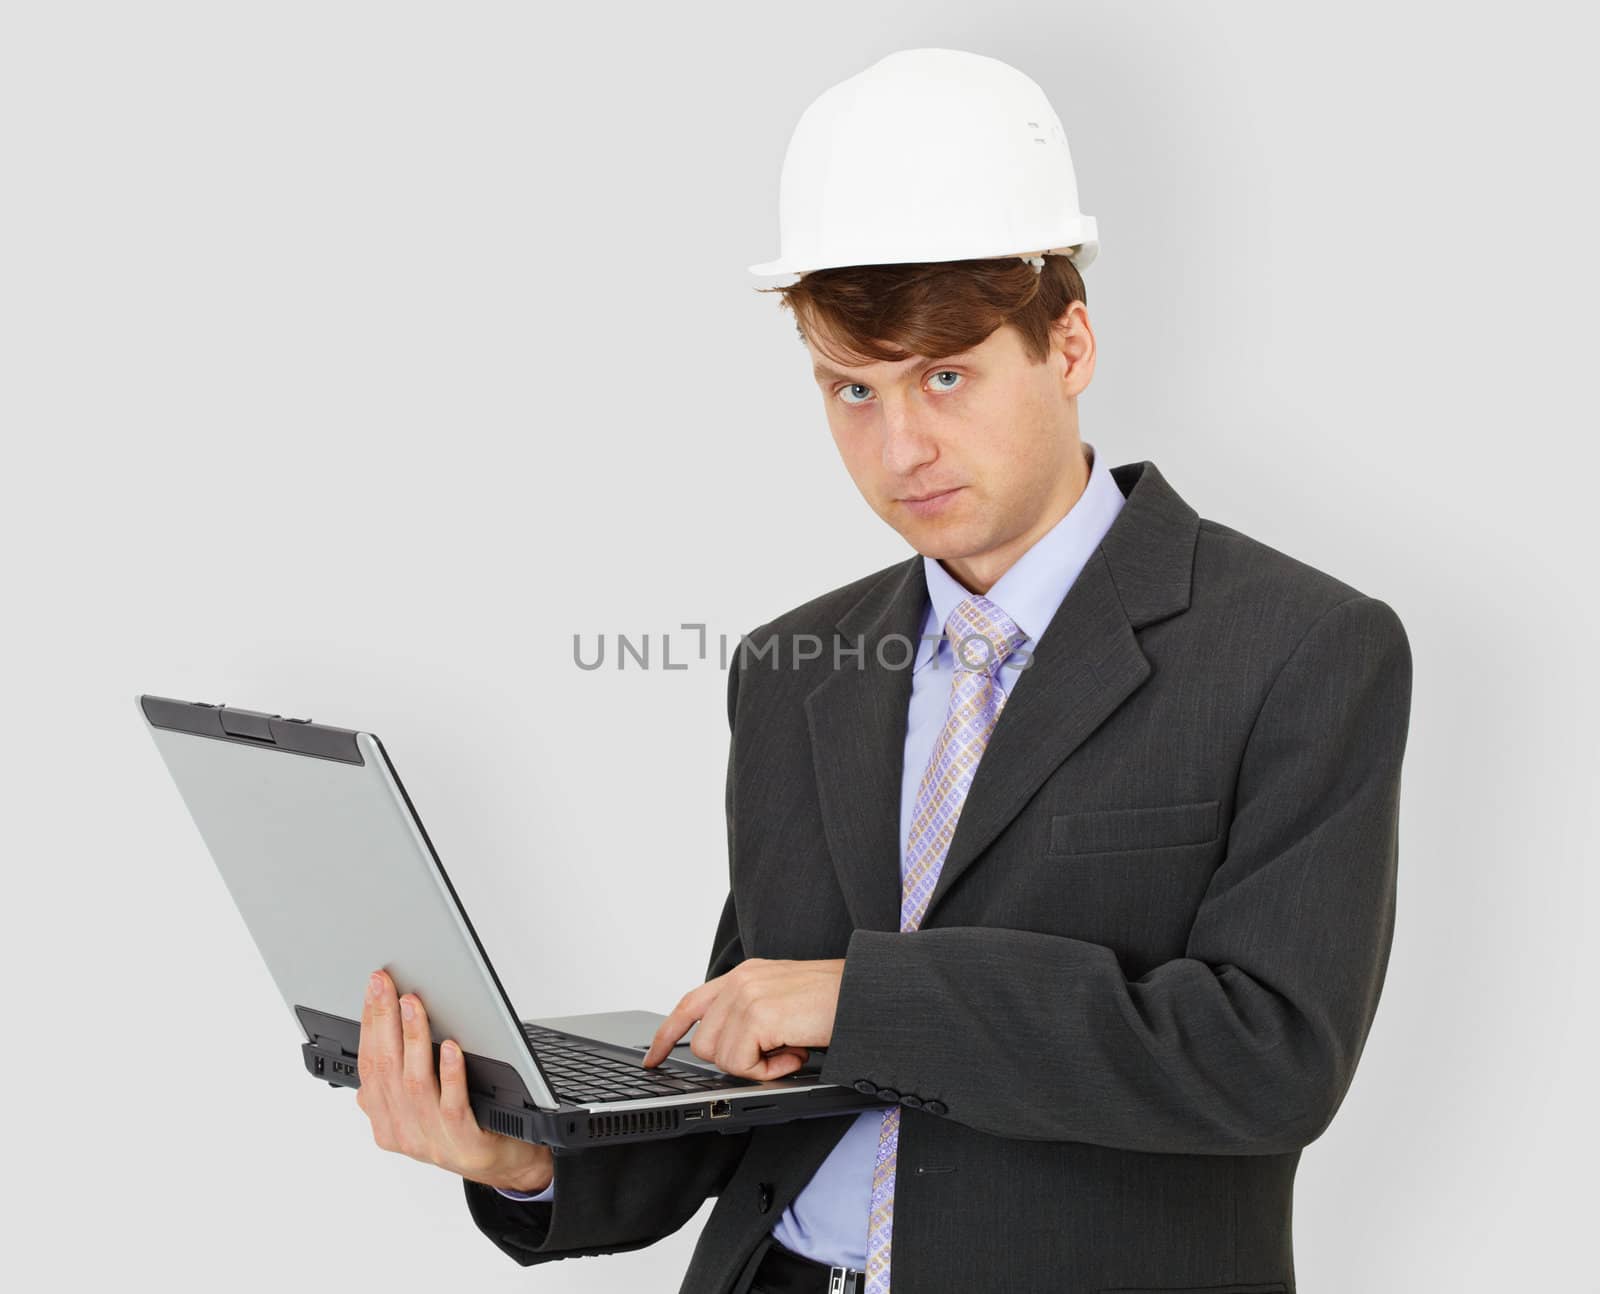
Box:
(747, 256, 793, 276)
(748, 236, 1098, 278)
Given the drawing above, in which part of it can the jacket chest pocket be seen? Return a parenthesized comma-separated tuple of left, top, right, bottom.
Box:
(1047, 798, 1221, 856)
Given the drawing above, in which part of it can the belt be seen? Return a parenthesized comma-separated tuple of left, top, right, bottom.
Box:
(751, 1239, 867, 1294)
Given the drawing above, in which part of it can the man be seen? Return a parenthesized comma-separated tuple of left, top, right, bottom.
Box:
(355, 49, 1412, 1293)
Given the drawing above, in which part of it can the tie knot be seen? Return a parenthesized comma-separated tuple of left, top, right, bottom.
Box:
(944, 595, 1027, 675)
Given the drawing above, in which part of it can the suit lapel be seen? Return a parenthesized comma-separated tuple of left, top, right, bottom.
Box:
(803, 460, 1201, 933)
(922, 547, 1147, 921)
(803, 555, 928, 934)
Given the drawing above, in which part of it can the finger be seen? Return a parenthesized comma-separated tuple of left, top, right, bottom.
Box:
(398, 992, 446, 1160)
(723, 991, 790, 1079)
(368, 971, 406, 1114)
(641, 1009, 692, 1068)
(692, 1014, 726, 1069)
(750, 1048, 808, 1081)
(642, 984, 713, 1067)
(755, 1042, 812, 1081)
(439, 1037, 517, 1182)
(693, 986, 736, 1069)
(723, 992, 806, 1079)
(355, 975, 372, 1109)
(714, 989, 756, 1073)
(357, 971, 394, 1129)
(436, 1038, 484, 1153)
(697, 960, 761, 1071)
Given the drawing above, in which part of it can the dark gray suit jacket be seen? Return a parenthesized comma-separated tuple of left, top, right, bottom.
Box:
(462, 460, 1414, 1294)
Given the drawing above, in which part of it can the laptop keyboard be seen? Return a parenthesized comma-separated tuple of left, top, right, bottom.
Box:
(523, 1023, 758, 1103)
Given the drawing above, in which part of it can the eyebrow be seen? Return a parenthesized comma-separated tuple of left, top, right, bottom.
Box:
(811, 352, 978, 383)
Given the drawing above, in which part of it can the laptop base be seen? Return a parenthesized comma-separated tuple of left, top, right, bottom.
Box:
(297, 1005, 885, 1150)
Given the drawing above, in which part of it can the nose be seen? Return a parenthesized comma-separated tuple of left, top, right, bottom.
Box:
(879, 407, 938, 479)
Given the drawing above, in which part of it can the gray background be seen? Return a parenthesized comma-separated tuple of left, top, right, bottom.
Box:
(4, 1, 1594, 1289)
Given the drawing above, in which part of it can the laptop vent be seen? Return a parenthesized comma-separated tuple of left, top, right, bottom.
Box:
(587, 1108, 681, 1140)
(485, 1107, 526, 1140)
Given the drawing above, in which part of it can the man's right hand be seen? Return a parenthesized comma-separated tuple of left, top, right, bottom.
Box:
(355, 968, 555, 1195)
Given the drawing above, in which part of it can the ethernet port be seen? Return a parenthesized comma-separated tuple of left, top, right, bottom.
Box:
(709, 1099, 732, 1119)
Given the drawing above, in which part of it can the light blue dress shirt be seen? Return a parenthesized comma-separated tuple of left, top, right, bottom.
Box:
(499, 443, 1127, 1268)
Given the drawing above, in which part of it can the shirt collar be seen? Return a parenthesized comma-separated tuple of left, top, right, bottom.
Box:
(915, 440, 1127, 672)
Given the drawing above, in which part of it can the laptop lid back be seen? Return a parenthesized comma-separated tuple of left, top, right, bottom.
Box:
(137, 694, 558, 1110)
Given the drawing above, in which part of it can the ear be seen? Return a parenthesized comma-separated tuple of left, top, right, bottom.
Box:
(1054, 302, 1095, 390)
(1050, 299, 1086, 346)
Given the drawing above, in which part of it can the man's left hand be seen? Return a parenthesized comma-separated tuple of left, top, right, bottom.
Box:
(640, 957, 846, 1081)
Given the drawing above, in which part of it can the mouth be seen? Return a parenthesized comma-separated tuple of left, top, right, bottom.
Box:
(897, 485, 965, 517)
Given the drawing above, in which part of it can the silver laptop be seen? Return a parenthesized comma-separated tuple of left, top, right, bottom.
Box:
(137, 694, 887, 1149)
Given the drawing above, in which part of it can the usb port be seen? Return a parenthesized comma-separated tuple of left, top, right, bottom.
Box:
(683, 1107, 704, 1121)
(709, 1100, 732, 1119)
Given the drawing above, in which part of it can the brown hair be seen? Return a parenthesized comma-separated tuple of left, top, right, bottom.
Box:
(754, 253, 1087, 371)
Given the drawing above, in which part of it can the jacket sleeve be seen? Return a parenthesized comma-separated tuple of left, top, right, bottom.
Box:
(461, 647, 754, 1264)
(816, 594, 1414, 1156)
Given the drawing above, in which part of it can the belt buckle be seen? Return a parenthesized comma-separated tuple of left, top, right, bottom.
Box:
(827, 1266, 862, 1294)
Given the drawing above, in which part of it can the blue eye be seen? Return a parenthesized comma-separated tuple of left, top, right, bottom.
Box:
(834, 371, 964, 406)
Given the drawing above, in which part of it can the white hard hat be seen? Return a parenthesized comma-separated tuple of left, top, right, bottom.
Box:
(748, 48, 1098, 278)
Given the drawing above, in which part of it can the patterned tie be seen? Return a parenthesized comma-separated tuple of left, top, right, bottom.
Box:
(865, 593, 1029, 1293)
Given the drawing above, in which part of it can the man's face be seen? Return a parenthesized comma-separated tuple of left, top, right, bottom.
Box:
(806, 302, 1096, 585)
